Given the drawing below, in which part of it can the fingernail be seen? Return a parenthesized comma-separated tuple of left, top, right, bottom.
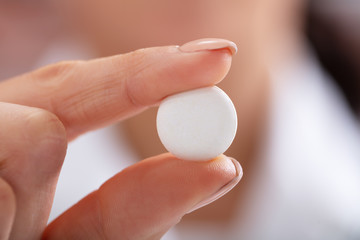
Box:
(187, 157, 243, 213)
(179, 38, 238, 55)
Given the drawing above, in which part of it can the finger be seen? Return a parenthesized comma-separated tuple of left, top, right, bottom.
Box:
(0, 102, 67, 239)
(43, 154, 242, 239)
(0, 39, 235, 139)
(0, 177, 16, 240)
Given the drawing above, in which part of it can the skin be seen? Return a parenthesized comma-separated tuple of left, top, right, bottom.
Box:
(0, 0, 306, 238)
(0, 45, 239, 239)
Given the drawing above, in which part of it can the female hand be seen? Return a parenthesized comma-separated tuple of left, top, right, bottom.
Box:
(0, 39, 242, 239)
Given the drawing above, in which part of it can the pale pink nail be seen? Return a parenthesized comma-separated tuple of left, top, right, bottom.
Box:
(179, 38, 238, 55)
(187, 157, 243, 213)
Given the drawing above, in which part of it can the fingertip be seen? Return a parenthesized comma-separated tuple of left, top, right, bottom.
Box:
(124, 45, 234, 107)
(174, 47, 233, 86)
(179, 38, 237, 56)
(185, 155, 242, 213)
(187, 155, 240, 193)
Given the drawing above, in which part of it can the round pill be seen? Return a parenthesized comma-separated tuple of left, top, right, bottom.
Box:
(156, 86, 237, 161)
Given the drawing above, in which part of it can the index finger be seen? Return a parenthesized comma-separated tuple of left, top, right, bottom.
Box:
(0, 39, 236, 140)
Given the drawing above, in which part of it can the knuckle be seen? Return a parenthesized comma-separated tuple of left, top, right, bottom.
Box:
(125, 48, 148, 63)
(121, 49, 152, 107)
(30, 60, 82, 89)
(25, 108, 67, 154)
(0, 178, 16, 207)
(0, 105, 67, 175)
(124, 48, 151, 79)
(25, 108, 68, 173)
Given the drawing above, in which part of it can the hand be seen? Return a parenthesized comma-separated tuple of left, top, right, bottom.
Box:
(0, 40, 242, 239)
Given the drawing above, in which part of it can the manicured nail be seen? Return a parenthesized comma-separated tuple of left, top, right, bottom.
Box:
(179, 38, 238, 55)
(187, 157, 243, 213)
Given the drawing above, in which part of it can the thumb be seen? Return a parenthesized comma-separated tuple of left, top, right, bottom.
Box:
(43, 154, 242, 239)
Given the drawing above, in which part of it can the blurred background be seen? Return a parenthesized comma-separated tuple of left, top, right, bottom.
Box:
(1, 0, 360, 239)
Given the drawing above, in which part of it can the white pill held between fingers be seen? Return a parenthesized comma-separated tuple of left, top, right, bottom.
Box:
(156, 86, 237, 161)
